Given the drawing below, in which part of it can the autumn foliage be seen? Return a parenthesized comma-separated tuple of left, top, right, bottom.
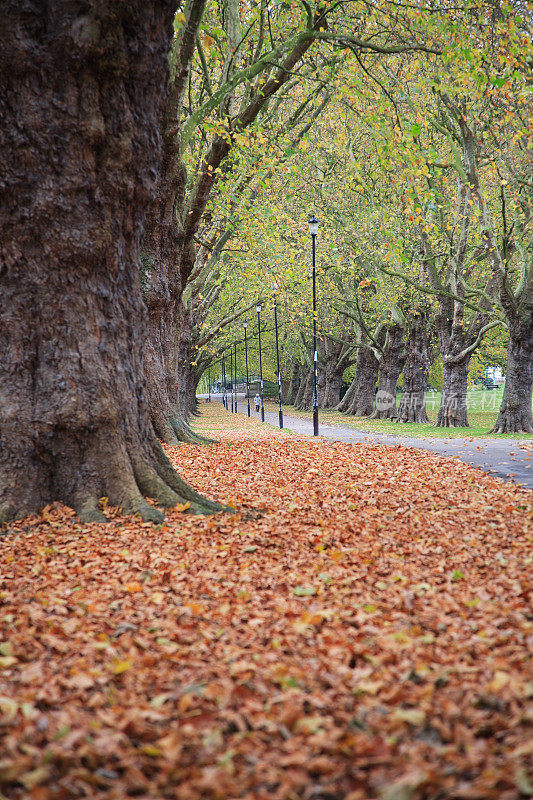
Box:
(0, 404, 531, 799)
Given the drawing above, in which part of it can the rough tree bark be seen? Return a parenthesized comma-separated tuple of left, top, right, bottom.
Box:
(300, 371, 316, 411)
(371, 324, 406, 420)
(294, 369, 313, 410)
(321, 365, 344, 409)
(176, 307, 196, 418)
(286, 361, 301, 405)
(490, 318, 533, 433)
(320, 336, 356, 409)
(344, 345, 379, 416)
(336, 375, 357, 412)
(0, 0, 220, 523)
(436, 358, 471, 427)
(141, 0, 208, 445)
(397, 312, 430, 423)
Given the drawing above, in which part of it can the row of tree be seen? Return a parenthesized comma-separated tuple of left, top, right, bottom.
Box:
(187, 6, 532, 435)
(1, 0, 530, 523)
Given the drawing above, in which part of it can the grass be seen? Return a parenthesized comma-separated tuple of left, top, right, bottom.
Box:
(262, 387, 533, 440)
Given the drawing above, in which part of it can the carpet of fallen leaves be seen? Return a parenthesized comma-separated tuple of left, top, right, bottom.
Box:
(1, 403, 532, 800)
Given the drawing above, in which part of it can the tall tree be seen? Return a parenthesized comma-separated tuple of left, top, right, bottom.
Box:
(0, 0, 220, 523)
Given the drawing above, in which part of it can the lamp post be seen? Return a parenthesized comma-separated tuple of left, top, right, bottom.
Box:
(234, 340, 238, 413)
(208, 367, 211, 402)
(257, 304, 265, 422)
(273, 285, 283, 429)
(244, 320, 251, 417)
(308, 213, 319, 436)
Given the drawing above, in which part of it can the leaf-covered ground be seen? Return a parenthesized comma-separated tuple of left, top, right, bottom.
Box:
(0, 403, 531, 800)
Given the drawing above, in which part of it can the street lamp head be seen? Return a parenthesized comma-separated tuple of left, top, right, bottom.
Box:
(243, 320, 247, 329)
(308, 213, 319, 236)
(256, 304, 261, 313)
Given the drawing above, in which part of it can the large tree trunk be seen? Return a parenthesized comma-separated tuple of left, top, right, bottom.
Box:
(141, 0, 207, 444)
(336, 374, 357, 412)
(397, 313, 430, 423)
(145, 296, 207, 444)
(319, 336, 354, 409)
(286, 361, 301, 405)
(294, 368, 311, 409)
(344, 346, 379, 416)
(317, 360, 327, 408)
(143, 291, 182, 444)
(0, 0, 220, 524)
(436, 357, 471, 427)
(490, 321, 533, 433)
(298, 370, 316, 411)
(322, 369, 344, 409)
(177, 308, 195, 419)
(371, 324, 406, 420)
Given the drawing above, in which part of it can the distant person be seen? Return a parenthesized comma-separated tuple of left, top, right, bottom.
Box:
(254, 393, 261, 413)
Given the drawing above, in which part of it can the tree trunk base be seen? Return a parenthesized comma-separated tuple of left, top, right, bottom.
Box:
(488, 412, 533, 434)
(396, 410, 430, 423)
(152, 404, 215, 446)
(348, 401, 375, 417)
(0, 433, 223, 526)
(488, 330, 533, 435)
(435, 403, 469, 427)
(396, 392, 430, 423)
(435, 361, 470, 428)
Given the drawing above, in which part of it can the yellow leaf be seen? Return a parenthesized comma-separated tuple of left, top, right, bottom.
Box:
(356, 680, 383, 695)
(391, 708, 426, 726)
(0, 696, 18, 723)
(112, 660, 132, 675)
(142, 744, 162, 757)
(487, 670, 509, 692)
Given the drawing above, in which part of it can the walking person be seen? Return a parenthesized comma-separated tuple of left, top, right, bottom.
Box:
(254, 393, 261, 413)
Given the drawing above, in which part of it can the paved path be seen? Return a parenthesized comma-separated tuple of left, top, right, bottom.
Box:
(208, 395, 533, 489)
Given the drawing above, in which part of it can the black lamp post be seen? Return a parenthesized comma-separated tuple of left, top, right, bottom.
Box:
(234, 340, 238, 413)
(222, 354, 227, 409)
(308, 213, 319, 436)
(273, 284, 283, 429)
(257, 303, 265, 422)
(208, 367, 211, 402)
(244, 320, 251, 417)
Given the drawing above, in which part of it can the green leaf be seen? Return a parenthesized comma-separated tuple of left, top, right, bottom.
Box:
(293, 584, 317, 596)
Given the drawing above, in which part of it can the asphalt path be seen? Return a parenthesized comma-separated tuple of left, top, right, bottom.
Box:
(207, 394, 533, 490)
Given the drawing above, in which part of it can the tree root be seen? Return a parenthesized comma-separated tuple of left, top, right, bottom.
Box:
(488, 415, 533, 434)
(0, 429, 226, 526)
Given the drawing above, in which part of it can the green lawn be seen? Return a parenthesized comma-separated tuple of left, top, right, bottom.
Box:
(264, 387, 533, 439)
